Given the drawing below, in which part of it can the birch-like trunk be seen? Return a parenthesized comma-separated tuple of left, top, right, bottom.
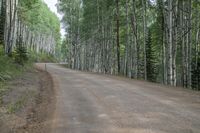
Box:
(116, 0, 120, 74)
(142, 0, 147, 80)
(124, 0, 129, 76)
(131, 0, 138, 79)
(187, 0, 192, 88)
(168, 0, 173, 85)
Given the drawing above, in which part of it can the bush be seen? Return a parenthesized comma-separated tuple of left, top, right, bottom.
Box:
(0, 56, 19, 82)
(29, 50, 57, 63)
(0, 45, 3, 56)
(0, 45, 29, 82)
(13, 42, 28, 65)
(192, 56, 200, 90)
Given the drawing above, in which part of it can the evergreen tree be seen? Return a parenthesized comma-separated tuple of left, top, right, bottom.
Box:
(146, 29, 157, 82)
(192, 55, 200, 90)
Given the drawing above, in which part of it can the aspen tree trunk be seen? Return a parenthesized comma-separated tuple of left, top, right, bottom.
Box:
(160, 0, 167, 84)
(96, 0, 100, 72)
(104, 18, 110, 73)
(116, 0, 120, 74)
(0, 0, 2, 14)
(131, 0, 138, 79)
(172, 0, 178, 86)
(3, 0, 8, 53)
(168, 0, 173, 85)
(195, 0, 200, 69)
(180, 1, 187, 87)
(184, 0, 192, 88)
(142, 0, 147, 80)
(124, 0, 129, 76)
(10, 0, 17, 52)
(187, 0, 192, 88)
(110, 18, 115, 75)
(101, 9, 105, 73)
(70, 7, 74, 69)
(5, 0, 13, 54)
(76, 6, 80, 70)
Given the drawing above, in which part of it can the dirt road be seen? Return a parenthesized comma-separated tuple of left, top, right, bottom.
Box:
(37, 63, 200, 133)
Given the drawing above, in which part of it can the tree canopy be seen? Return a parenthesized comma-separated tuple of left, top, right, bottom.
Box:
(19, 0, 61, 43)
(58, 0, 200, 90)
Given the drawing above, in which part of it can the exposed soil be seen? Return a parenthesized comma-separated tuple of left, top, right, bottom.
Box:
(0, 67, 55, 133)
(1, 63, 200, 133)
(40, 63, 200, 133)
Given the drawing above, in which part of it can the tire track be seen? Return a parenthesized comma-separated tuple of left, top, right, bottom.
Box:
(86, 87, 130, 130)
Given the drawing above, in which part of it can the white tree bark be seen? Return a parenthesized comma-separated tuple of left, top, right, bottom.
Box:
(168, 0, 173, 86)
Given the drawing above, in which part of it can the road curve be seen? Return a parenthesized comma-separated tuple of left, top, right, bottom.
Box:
(37, 63, 200, 133)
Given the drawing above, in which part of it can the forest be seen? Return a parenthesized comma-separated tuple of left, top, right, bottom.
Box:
(0, 0, 60, 56)
(0, 0, 199, 90)
(0, 0, 61, 85)
(0, 0, 200, 132)
(58, 0, 200, 90)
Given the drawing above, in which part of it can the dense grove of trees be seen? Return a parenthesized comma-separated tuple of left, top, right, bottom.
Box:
(58, 0, 200, 90)
(0, 0, 60, 55)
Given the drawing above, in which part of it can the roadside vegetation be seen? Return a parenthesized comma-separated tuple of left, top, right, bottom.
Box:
(0, 45, 28, 107)
(0, 45, 56, 105)
(0, 0, 60, 107)
(30, 51, 58, 63)
(0, 0, 59, 131)
(0, 45, 28, 81)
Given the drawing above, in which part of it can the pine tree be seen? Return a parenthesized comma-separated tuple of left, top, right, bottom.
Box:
(146, 29, 157, 82)
(192, 54, 200, 90)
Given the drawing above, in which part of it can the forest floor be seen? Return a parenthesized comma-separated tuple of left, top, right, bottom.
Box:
(0, 67, 55, 133)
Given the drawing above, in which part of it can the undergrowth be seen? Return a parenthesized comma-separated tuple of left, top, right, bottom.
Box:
(29, 50, 57, 63)
(7, 95, 27, 114)
(0, 45, 57, 106)
(0, 46, 32, 103)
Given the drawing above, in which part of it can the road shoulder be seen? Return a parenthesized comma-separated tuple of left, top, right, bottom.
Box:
(0, 67, 55, 133)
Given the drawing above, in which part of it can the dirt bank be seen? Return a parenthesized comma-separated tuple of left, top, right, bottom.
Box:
(0, 67, 55, 133)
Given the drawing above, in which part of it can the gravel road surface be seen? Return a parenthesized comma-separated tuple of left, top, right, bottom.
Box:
(37, 63, 200, 133)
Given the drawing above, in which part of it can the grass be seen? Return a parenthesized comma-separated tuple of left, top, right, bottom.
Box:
(7, 95, 27, 114)
(0, 82, 7, 96)
(29, 50, 57, 63)
(0, 55, 27, 107)
(0, 45, 56, 111)
(0, 46, 33, 106)
(0, 56, 26, 81)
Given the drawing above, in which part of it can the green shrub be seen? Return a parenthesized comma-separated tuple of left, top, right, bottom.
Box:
(0, 56, 20, 82)
(29, 50, 57, 63)
(0, 45, 3, 56)
(13, 46, 28, 65)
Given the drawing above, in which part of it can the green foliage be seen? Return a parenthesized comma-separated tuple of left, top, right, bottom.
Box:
(192, 56, 200, 90)
(146, 29, 158, 82)
(0, 46, 32, 83)
(29, 51, 57, 63)
(58, 0, 200, 90)
(18, 0, 61, 54)
(60, 39, 69, 61)
(0, 45, 4, 56)
(0, 82, 6, 105)
(19, 0, 60, 33)
(0, 57, 18, 82)
(0, 50, 33, 105)
(13, 43, 28, 65)
(7, 95, 27, 114)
